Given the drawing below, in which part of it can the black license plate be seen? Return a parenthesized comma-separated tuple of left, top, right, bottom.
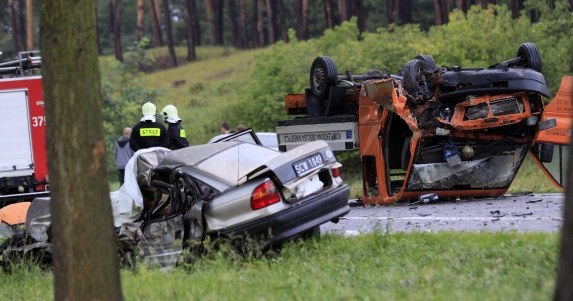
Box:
(292, 153, 324, 177)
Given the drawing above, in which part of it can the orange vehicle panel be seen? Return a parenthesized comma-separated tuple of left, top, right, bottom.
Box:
(535, 76, 573, 145)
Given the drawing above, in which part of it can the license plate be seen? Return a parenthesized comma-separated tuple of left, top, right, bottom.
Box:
(292, 153, 324, 177)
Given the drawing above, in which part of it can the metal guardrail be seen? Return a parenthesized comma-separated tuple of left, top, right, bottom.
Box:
(0, 50, 42, 77)
(0, 191, 50, 207)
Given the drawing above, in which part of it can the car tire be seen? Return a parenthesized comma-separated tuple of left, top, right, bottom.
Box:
(414, 55, 437, 72)
(517, 43, 542, 73)
(310, 56, 337, 99)
(403, 59, 428, 101)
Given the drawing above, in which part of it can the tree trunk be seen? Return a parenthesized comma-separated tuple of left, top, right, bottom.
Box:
(398, 0, 412, 24)
(338, 0, 350, 21)
(455, 0, 466, 12)
(355, 0, 365, 33)
(184, 0, 197, 60)
(136, 0, 145, 41)
(323, 0, 334, 29)
(39, 1, 123, 300)
(96, 2, 102, 55)
(204, 0, 224, 45)
(162, 0, 177, 67)
(296, 0, 309, 40)
(239, 0, 251, 47)
(265, 0, 276, 44)
(149, 0, 163, 47)
(554, 129, 573, 300)
(26, 0, 33, 50)
(442, 0, 450, 23)
(276, 0, 288, 42)
(18, 0, 26, 51)
(113, 0, 123, 61)
(434, 0, 443, 25)
(9, 0, 22, 52)
(386, 0, 394, 24)
(255, 0, 265, 46)
(186, 0, 201, 47)
(480, 0, 496, 8)
(108, 0, 114, 50)
(510, 0, 523, 19)
(229, 0, 241, 48)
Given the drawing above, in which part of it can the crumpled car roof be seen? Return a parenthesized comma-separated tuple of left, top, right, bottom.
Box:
(160, 142, 281, 185)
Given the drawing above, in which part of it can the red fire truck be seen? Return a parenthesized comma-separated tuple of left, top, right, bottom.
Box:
(0, 51, 49, 206)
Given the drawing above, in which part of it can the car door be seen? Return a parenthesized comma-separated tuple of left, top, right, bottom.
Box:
(530, 76, 573, 190)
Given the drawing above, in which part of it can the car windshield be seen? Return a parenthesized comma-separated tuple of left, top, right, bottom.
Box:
(406, 143, 528, 190)
(196, 143, 280, 184)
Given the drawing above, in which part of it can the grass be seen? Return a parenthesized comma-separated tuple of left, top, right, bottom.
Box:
(0, 231, 558, 300)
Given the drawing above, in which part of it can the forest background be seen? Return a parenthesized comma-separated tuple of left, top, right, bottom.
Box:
(1, 0, 572, 189)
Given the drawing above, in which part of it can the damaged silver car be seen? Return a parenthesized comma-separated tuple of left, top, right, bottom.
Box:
(1, 130, 350, 267)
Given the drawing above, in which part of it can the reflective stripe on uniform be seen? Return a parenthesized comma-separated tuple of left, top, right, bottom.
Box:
(180, 130, 186, 138)
(140, 128, 161, 136)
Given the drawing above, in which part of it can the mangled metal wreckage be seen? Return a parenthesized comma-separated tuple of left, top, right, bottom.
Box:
(279, 42, 571, 205)
(1, 131, 350, 267)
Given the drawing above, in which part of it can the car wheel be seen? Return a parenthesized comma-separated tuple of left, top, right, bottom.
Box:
(414, 55, 437, 71)
(310, 56, 337, 99)
(517, 42, 542, 73)
(403, 59, 429, 101)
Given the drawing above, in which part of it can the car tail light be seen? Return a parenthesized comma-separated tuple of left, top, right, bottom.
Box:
(331, 167, 341, 178)
(251, 180, 280, 210)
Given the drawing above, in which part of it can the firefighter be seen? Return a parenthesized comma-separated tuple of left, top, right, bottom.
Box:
(130, 102, 170, 152)
(161, 104, 189, 150)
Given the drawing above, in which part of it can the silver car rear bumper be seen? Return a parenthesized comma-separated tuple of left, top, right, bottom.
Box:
(218, 184, 350, 248)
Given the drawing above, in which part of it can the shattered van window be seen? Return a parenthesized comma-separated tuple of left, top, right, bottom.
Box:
(407, 145, 527, 190)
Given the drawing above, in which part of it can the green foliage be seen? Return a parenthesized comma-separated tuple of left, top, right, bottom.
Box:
(0, 232, 557, 300)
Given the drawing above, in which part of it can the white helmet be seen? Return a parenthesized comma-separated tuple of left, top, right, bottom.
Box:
(142, 102, 156, 115)
(161, 104, 179, 121)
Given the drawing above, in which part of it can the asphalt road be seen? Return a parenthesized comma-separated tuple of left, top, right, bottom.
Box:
(322, 193, 565, 235)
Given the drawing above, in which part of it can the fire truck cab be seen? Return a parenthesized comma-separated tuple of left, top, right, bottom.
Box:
(0, 51, 49, 206)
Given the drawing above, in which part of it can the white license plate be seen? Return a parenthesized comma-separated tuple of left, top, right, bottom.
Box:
(292, 153, 324, 177)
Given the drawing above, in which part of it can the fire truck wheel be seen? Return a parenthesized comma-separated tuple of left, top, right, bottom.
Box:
(310, 56, 338, 99)
(403, 59, 428, 101)
(517, 42, 542, 73)
(414, 55, 437, 72)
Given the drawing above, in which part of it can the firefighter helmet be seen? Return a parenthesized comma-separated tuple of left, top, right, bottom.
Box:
(141, 102, 156, 115)
(161, 104, 179, 121)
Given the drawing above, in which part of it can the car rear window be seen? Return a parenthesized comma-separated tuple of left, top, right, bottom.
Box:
(196, 143, 280, 184)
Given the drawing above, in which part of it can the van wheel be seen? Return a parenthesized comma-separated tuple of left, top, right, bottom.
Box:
(310, 56, 337, 99)
(517, 43, 542, 73)
(414, 55, 437, 72)
(403, 59, 429, 101)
